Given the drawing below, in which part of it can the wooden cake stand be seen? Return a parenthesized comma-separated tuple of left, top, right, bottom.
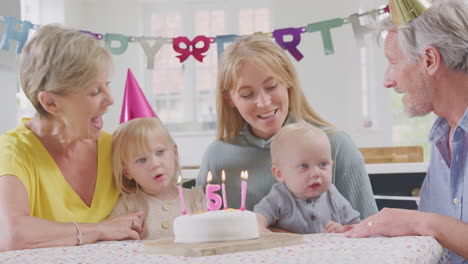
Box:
(143, 233, 304, 257)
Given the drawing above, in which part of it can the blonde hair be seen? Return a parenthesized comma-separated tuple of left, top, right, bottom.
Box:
(19, 24, 113, 118)
(216, 35, 333, 142)
(270, 121, 329, 165)
(112, 118, 181, 195)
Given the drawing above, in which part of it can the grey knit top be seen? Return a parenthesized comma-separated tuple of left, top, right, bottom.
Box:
(196, 116, 378, 219)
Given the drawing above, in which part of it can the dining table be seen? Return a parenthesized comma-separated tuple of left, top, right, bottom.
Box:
(0, 233, 449, 264)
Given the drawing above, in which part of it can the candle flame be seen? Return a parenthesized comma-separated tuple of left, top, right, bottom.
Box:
(207, 171, 213, 183)
(222, 170, 225, 182)
(178, 175, 182, 184)
(241, 170, 249, 180)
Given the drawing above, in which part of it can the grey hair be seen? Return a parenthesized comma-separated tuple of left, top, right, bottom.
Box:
(378, 0, 468, 73)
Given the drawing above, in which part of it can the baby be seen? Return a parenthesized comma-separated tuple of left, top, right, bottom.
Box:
(254, 122, 360, 234)
(111, 117, 206, 239)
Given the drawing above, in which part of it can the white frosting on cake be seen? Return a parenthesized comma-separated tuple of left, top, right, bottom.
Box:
(173, 209, 260, 243)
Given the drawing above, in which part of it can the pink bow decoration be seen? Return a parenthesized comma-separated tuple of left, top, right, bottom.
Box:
(383, 5, 390, 13)
(173, 35, 212, 63)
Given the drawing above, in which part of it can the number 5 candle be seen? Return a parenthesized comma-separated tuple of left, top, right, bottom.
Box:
(240, 170, 248, 211)
(206, 171, 222, 211)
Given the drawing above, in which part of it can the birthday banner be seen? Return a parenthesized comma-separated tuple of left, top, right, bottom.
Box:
(0, 6, 389, 69)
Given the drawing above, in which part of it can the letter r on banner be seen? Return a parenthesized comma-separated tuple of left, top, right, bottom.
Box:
(273, 27, 306, 61)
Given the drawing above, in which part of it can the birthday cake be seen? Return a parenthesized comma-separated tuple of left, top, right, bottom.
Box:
(173, 209, 260, 243)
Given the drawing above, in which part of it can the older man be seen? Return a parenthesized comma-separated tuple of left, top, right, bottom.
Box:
(345, 0, 468, 263)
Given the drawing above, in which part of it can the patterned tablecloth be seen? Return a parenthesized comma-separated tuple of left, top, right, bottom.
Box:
(0, 233, 449, 264)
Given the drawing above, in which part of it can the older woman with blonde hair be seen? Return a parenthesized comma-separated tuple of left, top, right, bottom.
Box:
(196, 35, 377, 219)
(0, 24, 142, 251)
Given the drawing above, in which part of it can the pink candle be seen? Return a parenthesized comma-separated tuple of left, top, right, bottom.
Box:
(206, 171, 222, 211)
(177, 176, 187, 215)
(221, 170, 228, 209)
(240, 170, 248, 211)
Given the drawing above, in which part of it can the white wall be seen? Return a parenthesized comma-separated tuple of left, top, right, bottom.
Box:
(271, 0, 392, 148)
(0, 0, 21, 134)
(1, 0, 394, 166)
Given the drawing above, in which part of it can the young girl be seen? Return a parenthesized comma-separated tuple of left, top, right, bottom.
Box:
(111, 117, 206, 240)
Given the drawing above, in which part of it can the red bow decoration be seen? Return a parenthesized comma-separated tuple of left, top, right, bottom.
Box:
(173, 35, 212, 63)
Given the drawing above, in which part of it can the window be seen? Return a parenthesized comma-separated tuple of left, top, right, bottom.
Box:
(391, 93, 436, 162)
(142, 1, 271, 132)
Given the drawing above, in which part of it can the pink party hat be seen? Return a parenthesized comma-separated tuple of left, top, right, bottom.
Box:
(120, 68, 157, 123)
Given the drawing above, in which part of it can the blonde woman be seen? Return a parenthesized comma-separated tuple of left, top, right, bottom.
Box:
(0, 24, 142, 251)
(111, 117, 206, 239)
(196, 35, 377, 219)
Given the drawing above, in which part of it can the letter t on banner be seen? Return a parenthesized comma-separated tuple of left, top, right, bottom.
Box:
(273, 27, 306, 61)
(307, 18, 345, 55)
(0, 16, 33, 54)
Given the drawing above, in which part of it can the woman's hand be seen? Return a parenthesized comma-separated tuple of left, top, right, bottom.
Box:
(344, 208, 421, 238)
(97, 211, 144, 241)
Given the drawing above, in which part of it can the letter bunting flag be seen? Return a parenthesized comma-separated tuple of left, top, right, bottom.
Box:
(0, 6, 389, 69)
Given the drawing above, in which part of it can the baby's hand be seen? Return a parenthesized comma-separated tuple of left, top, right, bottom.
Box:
(325, 221, 353, 233)
(255, 213, 272, 234)
(259, 226, 272, 234)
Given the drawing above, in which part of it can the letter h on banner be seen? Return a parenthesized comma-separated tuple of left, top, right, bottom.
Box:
(0, 16, 33, 54)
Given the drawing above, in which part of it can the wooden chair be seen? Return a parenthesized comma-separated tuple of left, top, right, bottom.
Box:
(359, 146, 424, 164)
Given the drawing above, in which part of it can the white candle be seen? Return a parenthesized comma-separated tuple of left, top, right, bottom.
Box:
(240, 170, 248, 211)
(221, 170, 228, 209)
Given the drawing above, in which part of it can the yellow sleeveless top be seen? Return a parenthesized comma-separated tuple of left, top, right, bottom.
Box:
(0, 119, 119, 222)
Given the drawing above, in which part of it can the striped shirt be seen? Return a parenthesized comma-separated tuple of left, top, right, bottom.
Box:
(419, 107, 468, 264)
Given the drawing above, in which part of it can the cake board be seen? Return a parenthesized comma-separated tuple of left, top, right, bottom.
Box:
(143, 233, 304, 257)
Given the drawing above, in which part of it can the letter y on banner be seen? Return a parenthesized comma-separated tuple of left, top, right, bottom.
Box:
(137, 37, 166, 69)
